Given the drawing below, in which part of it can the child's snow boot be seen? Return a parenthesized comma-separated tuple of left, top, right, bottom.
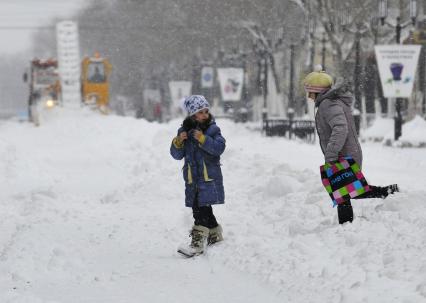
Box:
(177, 225, 209, 258)
(208, 224, 223, 245)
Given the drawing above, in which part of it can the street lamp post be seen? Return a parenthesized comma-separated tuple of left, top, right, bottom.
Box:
(378, 0, 417, 141)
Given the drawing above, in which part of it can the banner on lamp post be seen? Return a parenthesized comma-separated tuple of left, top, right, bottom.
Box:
(201, 67, 214, 88)
(169, 81, 192, 111)
(374, 45, 421, 98)
(217, 68, 244, 101)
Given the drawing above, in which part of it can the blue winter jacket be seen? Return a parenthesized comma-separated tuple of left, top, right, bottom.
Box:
(170, 120, 226, 207)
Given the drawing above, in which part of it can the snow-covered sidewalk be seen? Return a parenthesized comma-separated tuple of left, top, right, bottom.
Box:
(0, 107, 425, 302)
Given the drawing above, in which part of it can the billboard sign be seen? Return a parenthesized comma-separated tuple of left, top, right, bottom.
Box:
(375, 45, 421, 98)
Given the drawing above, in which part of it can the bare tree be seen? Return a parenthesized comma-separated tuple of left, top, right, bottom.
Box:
(310, 0, 378, 76)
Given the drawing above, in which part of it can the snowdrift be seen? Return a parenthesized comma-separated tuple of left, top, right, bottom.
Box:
(0, 106, 425, 303)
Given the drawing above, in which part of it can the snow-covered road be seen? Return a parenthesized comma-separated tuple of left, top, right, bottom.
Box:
(1, 107, 425, 302)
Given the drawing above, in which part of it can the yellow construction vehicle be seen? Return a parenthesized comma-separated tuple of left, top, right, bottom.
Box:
(81, 53, 112, 114)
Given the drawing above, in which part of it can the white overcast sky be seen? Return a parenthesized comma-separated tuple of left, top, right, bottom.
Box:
(0, 0, 87, 55)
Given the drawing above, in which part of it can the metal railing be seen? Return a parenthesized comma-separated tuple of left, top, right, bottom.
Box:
(263, 119, 316, 142)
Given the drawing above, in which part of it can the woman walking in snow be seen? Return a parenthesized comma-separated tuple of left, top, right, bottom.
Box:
(303, 66, 398, 224)
(170, 95, 225, 257)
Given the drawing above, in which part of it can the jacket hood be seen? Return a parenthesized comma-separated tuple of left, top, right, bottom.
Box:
(315, 77, 353, 108)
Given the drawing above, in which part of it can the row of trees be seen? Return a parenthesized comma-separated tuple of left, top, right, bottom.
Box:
(77, 0, 306, 108)
(31, 0, 305, 112)
(29, 0, 426, 117)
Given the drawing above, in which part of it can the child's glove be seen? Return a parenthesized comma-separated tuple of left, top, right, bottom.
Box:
(193, 130, 206, 144)
(172, 132, 187, 148)
(172, 137, 184, 148)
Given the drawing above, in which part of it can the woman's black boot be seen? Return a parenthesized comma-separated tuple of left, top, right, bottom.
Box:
(337, 200, 353, 224)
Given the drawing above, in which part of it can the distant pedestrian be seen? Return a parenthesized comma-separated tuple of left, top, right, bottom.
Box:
(303, 66, 399, 224)
(153, 103, 162, 122)
(170, 95, 225, 257)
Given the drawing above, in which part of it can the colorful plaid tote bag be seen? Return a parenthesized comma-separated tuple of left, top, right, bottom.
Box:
(320, 156, 370, 206)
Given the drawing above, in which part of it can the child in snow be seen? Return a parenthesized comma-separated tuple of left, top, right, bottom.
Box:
(303, 66, 399, 224)
(170, 95, 225, 257)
